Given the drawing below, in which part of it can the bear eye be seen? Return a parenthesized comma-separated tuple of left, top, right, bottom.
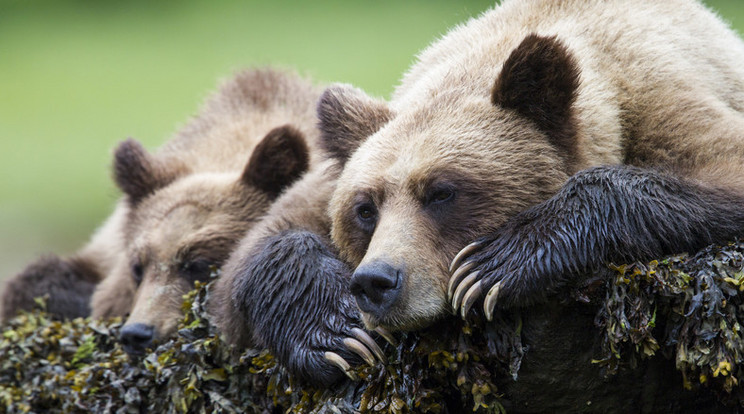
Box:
(181, 259, 216, 284)
(131, 262, 144, 286)
(425, 187, 455, 206)
(356, 203, 377, 222)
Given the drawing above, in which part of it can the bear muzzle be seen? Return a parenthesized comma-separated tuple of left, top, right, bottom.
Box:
(350, 261, 402, 321)
(120, 322, 155, 355)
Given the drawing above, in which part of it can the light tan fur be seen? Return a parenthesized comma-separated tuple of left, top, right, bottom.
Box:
(90, 68, 322, 340)
(330, 0, 744, 330)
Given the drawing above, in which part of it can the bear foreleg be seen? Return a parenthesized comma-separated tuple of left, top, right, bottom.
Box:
(449, 165, 744, 320)
(232, 229, 386, 386)
(1, 255, 100, 321)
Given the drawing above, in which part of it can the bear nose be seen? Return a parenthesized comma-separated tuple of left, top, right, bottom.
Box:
(119, 323, 155, 355)
(350, 261, 402, 317)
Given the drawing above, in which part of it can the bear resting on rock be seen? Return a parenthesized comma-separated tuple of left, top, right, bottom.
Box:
(218, 0, 744, 411)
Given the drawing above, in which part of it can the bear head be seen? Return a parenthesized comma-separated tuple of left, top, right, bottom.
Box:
(324, 35, 583, 331)
(113, 125, 309, 354)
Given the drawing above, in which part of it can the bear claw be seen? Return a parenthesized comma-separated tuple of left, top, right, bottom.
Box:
(343, 337, 377, 366)
(451, 270, 480, 311)
(483, 281, 502, 322)
(324, 328, 387, 381)
(448, 261, 476, 301)
(351, 327, 385, 362)
(460, 280, 483, 319)
(374, 326, 398, 347)
(324, 351, 357, 381)
(448, 241, 482, 274)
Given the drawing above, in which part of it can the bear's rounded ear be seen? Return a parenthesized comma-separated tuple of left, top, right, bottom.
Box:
(113, 139, 183, 205)
(242, 125, 310, 199)
(492, 34, 581, 163)
(317, 84, 392, 165)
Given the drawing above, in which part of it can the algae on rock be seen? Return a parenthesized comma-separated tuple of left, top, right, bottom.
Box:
(1, 241, 743, 413)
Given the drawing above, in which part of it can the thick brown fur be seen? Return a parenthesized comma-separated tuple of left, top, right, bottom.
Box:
(95, 69, 323, 354)
(0, 69, 322, 344)
(160, 0, 744, 401)
(209, 89, 392, 386)
(237, 0, 744, 405)
(326, 0, 744, 331)
(317, 85, 393, 163)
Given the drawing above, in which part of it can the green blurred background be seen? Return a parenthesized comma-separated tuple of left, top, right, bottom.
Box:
(0, 0, 742, 283)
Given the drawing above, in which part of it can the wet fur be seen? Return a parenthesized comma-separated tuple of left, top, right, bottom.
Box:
(231, 230, 362, 386)
(209, 158, 365, 386)
(209, 91, 389, 385)
(469, 166, 744, 308)
(0, 255, 99, 320)
(1, 200, 128, 321)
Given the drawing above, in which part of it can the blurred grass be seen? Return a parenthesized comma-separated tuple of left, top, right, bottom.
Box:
(0, 0, 742, 282)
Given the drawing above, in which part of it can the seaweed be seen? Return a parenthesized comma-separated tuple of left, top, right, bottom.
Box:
(595, 240, 744, 403)
(0, 279, 523, 413)
(2, 241, 744, 412)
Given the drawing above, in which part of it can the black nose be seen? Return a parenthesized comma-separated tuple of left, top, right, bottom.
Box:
(350, 261, 402, 317)
(119, 323, 155, 355)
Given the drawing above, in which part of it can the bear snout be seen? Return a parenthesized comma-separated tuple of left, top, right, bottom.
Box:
(350, 261, 402, 318)
(119, 322, 155, 355)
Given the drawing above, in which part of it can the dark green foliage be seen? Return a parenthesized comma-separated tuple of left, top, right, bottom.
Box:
(2, 241, 744, 412)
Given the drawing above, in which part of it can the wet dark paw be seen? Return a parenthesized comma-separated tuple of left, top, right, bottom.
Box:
(232, 229, 387, 386)
(448, 217, 568, 320)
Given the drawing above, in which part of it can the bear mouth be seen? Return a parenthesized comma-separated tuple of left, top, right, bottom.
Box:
(360, 311, 382, 330)
(359, 305, 448, 333)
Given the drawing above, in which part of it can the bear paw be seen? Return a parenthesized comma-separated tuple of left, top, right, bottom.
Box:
(320, 327, 390, 382)
(1, 254, 100, 320)
(232, 229, 389, 386)
(447, 213, 569, 321)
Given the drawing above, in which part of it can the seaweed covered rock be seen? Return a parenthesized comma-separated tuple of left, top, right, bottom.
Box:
(1, 242, 744, 413)
(596, 240, 744, 404)
(0, 280, 517, 413)
(0, 285, 276, 413)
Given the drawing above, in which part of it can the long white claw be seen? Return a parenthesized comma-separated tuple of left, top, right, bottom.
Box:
(324, 351, 357, 380)
(375, 327, 398, 347)
(351, 327, 385, 363)
(460, 280, 483, 319)
(449, 241, 482, 273)
(451, 271, 480, 311)
(343, 337, 376, 366)
(447, 261, 475, 301)
(484, 281, 502, 322)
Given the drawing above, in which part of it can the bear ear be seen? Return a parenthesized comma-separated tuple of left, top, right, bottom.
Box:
(492, 34, 580, 160)
(317, 84, 392, 165)
(113, 139, 183, 205)
(242, 125, 310, 199)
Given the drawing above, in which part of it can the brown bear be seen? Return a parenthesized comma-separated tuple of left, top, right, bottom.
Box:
(224, 0, 744, 407)
(330, 0, 744, 333)
(94, 68, 324, 355)
(1, 69, 323, 354)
